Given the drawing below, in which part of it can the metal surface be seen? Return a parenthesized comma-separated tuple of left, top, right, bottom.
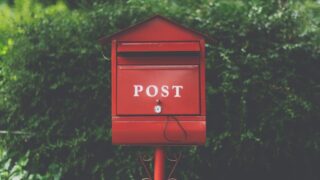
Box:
(163, 116, 188, 143)
(112, 120, 205, 145)
(139, 149, 182, 180)
(111, 40, 117, 116)
(117, 53, 199, 65)
(139, 153, 153, 180)
(117, 65, 200, 115)
(167, 152, 182, 180)
(104, 15, 206, 145)
(99, 15, 209, 43)
(117, 42, 200, 52)
(154, 147, 165, 180)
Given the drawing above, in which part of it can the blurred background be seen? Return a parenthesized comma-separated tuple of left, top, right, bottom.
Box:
(0, 0, 319, 179)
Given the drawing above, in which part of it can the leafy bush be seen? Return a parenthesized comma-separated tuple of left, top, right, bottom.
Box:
(0, 146, 62, 180)
(1, 0, 319, 179)
(0, 0, 68, 128)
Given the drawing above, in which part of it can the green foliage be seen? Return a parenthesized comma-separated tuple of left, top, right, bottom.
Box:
(0, 146, 62, 180)
(0, 0, 67, 51)
(0, 0, 68, 121)
(0, 0, 319, 179)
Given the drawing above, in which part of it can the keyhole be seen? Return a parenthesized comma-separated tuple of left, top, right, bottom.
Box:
(154, 105, 162, 114)
(154, 99, 162, 114)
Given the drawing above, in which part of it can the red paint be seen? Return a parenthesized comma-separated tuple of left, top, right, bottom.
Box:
(200, 39, 207, 115)
(118, 42, 200, 52)
(99, 16, 204, 42)
(154, 147, 165, 180)
(100, 15, 207, 145)
(117, 65, 199, 115)
(112, 115, 206, 121)
(112, 120, 205, 145)
(117, 52, 199, 65)
(111, 40, 117, 116)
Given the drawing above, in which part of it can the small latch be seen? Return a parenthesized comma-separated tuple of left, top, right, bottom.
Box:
(154, 99, 162, 114)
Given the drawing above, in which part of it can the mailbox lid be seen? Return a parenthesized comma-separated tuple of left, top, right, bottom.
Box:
(117, 53, 199, 65)
(117, 42, 200, 52)
(117, 65, 200, 115)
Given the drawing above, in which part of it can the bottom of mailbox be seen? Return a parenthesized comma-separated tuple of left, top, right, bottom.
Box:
(112, 120, 206, 145)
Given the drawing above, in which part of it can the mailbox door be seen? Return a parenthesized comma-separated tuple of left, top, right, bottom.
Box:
(117, 65, 199, 115)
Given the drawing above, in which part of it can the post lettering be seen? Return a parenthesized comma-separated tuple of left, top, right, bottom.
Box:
(172, 85, 183, 98)
(133, 85, 184, 98)
(133, 85, 143, 97)
(161, 85, 169, 97)
(146, 85, 158, 97)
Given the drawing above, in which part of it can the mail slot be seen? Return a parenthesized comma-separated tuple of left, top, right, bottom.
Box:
(99, 15, 207, 145)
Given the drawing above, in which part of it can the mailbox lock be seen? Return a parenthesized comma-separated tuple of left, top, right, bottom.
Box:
(154, 99, 162, 114)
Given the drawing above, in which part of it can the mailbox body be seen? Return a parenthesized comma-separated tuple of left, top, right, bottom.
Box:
(103, 15, 206, 145)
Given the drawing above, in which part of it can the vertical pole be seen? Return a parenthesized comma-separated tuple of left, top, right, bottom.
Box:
(154, 147, 165, 180)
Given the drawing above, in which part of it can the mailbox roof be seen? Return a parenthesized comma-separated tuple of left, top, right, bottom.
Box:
(99, 15, 212, 45)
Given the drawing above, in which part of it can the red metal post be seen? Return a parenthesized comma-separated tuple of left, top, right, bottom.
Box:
(154, 147, 165, 180)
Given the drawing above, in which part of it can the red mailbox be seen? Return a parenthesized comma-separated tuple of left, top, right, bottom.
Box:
(100, 15, 207, 145)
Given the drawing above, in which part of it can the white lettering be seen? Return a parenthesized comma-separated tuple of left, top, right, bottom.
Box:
(146, 85, 158, 97)
(172, 85, 183, 97)
(161, 85, 169, 97)
(133, 85, 184, 98)
(133, 85, 143, 97)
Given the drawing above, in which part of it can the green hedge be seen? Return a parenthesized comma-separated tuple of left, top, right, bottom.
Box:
(1, 0, 320, 179)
